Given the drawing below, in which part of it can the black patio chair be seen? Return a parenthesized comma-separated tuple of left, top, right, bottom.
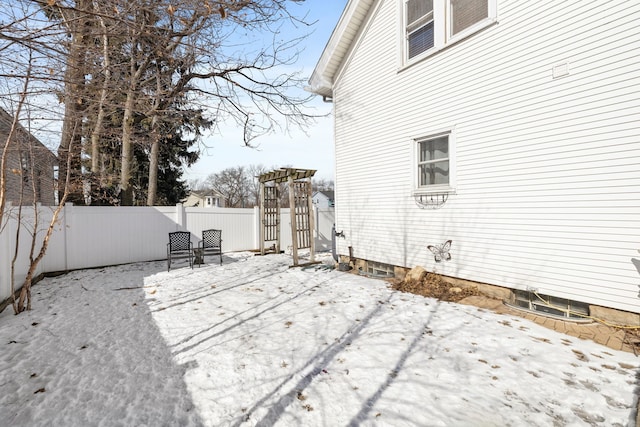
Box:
(197, 229, 222, 266)
(167, 231, 194, 271)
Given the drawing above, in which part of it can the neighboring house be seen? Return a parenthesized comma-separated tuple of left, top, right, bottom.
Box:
(183, 189, 225, 208)
(312, 190, 335, 208)
(0, 108, 57, 206)
(309, 0, 640, 318)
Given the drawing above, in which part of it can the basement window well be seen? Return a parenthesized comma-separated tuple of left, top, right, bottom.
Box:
(507, 290, 590, 321)
(363, 261, 395, 279)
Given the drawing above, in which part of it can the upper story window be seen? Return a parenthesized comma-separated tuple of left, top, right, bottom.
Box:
(450, 0, 488, 37)
(406, 0, 434, 59)
(404, 0, 495, 63)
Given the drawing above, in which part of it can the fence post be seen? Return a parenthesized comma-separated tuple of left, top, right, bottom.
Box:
(253, 205, 260, 251)
(63, 203, 72, 271)
(0, 202, 14, 302)
(314, 206, 319, 252)
(176, 203, 186, 230)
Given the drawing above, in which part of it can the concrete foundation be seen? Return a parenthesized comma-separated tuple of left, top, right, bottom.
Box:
(343, 256, 640, 333)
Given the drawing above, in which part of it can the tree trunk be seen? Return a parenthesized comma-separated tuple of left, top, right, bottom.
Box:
(147, 136, 159, 206)
(91, 14, 111, 175)
(58, 0, 90, 204)
(120, 90, 135, 205)
(146, 66, 161, 207)
(17, 149, 72, 313)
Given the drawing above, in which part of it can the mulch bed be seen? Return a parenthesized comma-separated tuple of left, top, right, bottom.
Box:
(391, 271, 480, 302)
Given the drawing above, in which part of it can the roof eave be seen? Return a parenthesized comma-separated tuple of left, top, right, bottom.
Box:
(308, 0, 375, 98)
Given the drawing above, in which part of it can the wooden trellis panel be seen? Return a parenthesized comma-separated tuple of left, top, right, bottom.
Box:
(259, 167, 316, 265)
(263, 185, 279, 243)
(293, 182, 311, 249)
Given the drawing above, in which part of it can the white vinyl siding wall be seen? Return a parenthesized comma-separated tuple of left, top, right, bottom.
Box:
(332, 0, 640, 313)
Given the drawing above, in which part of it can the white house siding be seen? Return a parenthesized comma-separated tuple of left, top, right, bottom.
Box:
(332, 0, 640, 313)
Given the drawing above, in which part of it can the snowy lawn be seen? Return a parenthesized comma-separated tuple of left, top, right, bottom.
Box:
(0, 251, 638, 426)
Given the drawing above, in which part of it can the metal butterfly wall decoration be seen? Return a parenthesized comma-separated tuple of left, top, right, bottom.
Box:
(427, 240, 452, 262)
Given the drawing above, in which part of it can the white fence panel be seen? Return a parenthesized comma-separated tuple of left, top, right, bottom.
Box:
(185, 207, 257, 252)
(316, 208, 334, 252)
(279, 209, 293, 251)
(38, 205, 67, 273)
(64, 206, 179, 270)
(0, 204, 335, 304)
(0, 204, 64, 304)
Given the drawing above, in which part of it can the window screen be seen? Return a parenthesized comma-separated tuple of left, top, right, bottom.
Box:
(407, 0, 434, 58)
(450, 0, 488, 36)
(418, 136, 449, 186)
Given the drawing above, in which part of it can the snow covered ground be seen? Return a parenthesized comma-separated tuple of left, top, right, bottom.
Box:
(0, 251, 638, 426)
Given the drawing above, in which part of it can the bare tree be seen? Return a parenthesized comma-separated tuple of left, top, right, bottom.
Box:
(207, 166, 251, 208)
(6, 0, 319, 207)
(0, 2, 74, 312)
(312, 178, 334, 192)
(0, 75, 71, 313)
(247, 163, 269, 207)
(187, 177, 207, 192)
(51, 0, 92, 204)
(0, 0, 322, 312)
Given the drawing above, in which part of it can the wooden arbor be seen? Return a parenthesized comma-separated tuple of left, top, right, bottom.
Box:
(258, 168, 316, 266)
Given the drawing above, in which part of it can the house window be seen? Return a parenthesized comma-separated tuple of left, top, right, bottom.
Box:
(450, 0, 488, 37)
(417, 134, 450, 188)
(509, 290, 590, 320)
(406, 0, 434, 59)
(365, 261, 396, 278)
(205, 196, 213, 207)
(20, 151, 30, 183)
(403, 0, 494, 63)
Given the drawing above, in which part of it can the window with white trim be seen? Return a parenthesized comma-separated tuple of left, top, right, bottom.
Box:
(415, 132, 455, 193)
(449, 0, 488, 37)
(418, 134, 449, 187)
(406, 0, 434, 59)
(404, 0, 494, 62)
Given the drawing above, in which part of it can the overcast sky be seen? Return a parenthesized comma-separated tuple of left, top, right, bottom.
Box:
(185, 0, 349, 184)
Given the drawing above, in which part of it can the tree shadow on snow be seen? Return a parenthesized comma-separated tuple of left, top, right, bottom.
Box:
(242, 293, 396, 427)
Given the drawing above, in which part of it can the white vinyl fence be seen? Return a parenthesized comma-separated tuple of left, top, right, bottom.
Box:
(0, 203, 334, 303)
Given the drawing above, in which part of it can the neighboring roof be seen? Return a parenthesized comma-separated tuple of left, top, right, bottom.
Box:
(189, 189, 224, 198)
(308, 0, 376, 98)
(313, 190, 335, 200)
(0, 108, 57, 163)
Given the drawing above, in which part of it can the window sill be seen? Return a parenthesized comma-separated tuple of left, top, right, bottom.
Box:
(413, 187, 456, 196)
